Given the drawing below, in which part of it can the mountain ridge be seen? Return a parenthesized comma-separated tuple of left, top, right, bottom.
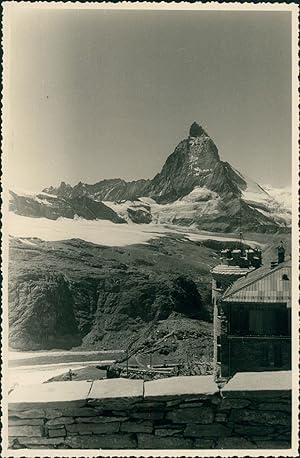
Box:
(10, 122, 291, 233)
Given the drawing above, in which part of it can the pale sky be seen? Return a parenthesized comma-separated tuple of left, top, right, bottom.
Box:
(6, 8, 292, 192)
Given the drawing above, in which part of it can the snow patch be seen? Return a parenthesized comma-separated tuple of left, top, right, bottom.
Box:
(7, 212, 262, 248)
(34, 197, 54, 206)
(7, 213, 167, 246)
(139, 197, 157, 205)
(252, 206, 291, 227)
(147, 187, 221, 225)
(181, 186, 217, 203)
(10, 188, 58, 200)
(186, 232, 261, 246)
(231, 168, 270, 204)
(103, 200, 150, 223)
(10, 188, 38, 198)
(19, 239, 37, 246)
(232, 169, 291, 226)
(191, 167, 212, 176)
(263, 185, 292, 210)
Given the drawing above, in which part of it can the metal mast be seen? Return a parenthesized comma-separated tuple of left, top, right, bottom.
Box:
(239, 197, 244, 254)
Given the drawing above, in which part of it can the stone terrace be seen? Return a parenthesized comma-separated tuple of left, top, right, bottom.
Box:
(7, 372, 292, 450)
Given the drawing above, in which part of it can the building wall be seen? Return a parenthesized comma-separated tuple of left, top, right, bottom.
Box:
(212, 273, 247, 377)
(219, 301, 291, 377)
(227, 338, 291, 375)
(7, 374, 292, 450)
(212, 278, 223, 377)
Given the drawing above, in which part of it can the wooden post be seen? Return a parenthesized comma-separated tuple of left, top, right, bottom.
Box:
(150, 353, 153, 368)
(126, 350, 129, 377)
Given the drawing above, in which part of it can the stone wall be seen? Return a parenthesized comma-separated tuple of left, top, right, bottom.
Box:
(7, 372, 292, 450)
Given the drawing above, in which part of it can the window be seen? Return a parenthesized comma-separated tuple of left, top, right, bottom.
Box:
(282, 274, 289, 281)
(216, 281, 222, 289)
(217, 345, 221, 363)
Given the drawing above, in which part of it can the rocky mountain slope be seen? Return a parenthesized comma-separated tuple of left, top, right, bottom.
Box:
(8, 234, 215, 353)
(10, 122, 291, 232)
(9, 190, 125, 223)
(8, 230, 290, 354)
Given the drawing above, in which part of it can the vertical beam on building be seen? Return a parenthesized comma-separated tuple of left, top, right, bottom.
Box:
(228, 340, 231, 377)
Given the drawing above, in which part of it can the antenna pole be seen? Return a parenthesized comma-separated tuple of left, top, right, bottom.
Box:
(239, 198, 243, 254)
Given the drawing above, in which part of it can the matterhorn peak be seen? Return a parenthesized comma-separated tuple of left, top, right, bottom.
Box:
(189, 121, 206, 138)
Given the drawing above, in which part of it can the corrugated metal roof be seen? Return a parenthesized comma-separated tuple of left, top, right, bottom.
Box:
(211, 265, 255, 276)
(223, 260, 291, 303)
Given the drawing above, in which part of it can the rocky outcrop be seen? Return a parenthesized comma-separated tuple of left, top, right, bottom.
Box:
(103, 200, 153, 224)
(45, 178, 150, 202)
(190, 198, 284, 233)
(145, 125, 220, 203)
(205, 161, 245, 197)
(9, 191, 125, 223)
(8, 271, 81, 350)
(127, 204, 152, 224)
(8, 236, 212, 351)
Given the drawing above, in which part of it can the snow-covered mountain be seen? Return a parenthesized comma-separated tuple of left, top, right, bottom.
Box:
(263, 185, 292, 210)
(9, 122, 291, 233)
(9, 189, 125, 223)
